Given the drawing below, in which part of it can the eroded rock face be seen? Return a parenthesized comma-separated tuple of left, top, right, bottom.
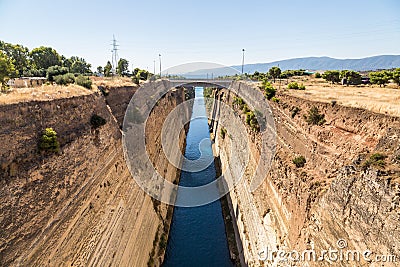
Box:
(212, 82, 400, 266)
(0, 82, 190, 266)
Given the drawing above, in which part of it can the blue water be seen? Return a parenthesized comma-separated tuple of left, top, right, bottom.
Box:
(163, 88, 233, 267)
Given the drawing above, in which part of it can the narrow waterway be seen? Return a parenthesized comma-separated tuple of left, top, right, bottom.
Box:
(163, 87, 233, 267)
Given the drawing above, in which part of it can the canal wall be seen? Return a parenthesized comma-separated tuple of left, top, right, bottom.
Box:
(0, 80, 191, 266)
(212, 81, 400, 266)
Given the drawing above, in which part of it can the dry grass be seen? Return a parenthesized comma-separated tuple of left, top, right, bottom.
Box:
(0, 76, 136, 105)
(91, 76, 135, 87)
(276, 77, 400, 117)
(0, 84, 94, 105)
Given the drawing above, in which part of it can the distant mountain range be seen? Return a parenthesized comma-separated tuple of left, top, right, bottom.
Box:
(180, 55, 400, 78)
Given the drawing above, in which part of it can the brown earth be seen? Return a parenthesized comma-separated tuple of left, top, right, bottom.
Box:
(212, 81, 400, 266)
(0, 80, 190, 266)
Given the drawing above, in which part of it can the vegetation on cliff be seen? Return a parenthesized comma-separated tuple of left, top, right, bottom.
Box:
(232, 96, 260, 132)
(38, 128, 60, 153)
(90, 114, 107, 129)
(362, 153, 387, 169)
(293, 155, 306, 168)
(261, 80, 276, 100)
(304, 106, 326, 126)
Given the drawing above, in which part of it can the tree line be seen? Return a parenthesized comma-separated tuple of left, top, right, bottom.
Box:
(0, 41, 93, 90)
(0, 40, 155, 90)
(0, 41, 92, 78)
(321, 69, 400, 87)
(247, 66, 400, 87)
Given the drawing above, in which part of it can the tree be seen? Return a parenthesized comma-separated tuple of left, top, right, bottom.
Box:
(117, 58, 129, 76)
(322, 70, 340, 84)
(69, 56, 91, 74)
(268, 66, 281, 82)
(0, 51, 15, 91)
(104, 61, 112, 77)
(29, 46, 61, 72)
(97, 66, 103, 75)
(46, 65, 68, 82)
(369, 71, 389, 87)
(133, 68, 151, 81)
(0, 41, 29, 78)
(340, 70, 362, 85)
(62, 56, 73, 70)
(393, 68, 400, 86)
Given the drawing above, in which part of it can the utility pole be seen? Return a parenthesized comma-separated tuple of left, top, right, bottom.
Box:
(241, 48, 245, 75)
(111, 35, 119, 76)
(159, 54, 162, 78)
(153, 60, 156, 75)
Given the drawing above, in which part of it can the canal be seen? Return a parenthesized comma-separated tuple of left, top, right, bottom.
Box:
(163, 87, 233, 267)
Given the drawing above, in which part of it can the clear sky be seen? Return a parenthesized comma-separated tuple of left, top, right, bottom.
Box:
(0, 0, 399, 71)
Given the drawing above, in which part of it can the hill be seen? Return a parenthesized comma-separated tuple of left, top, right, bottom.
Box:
(182, 55, 400, 77)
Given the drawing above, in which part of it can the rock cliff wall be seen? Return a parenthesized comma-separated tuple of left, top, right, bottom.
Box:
(0, 81, 190, 266)
(212, 81, 400, 266)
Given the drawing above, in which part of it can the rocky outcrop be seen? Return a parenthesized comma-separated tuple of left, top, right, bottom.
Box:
(0, 81, 190, 266)
(211, 82, 400, 266)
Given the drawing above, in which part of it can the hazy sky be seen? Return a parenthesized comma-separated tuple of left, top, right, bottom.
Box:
(0, 0, 399, 72)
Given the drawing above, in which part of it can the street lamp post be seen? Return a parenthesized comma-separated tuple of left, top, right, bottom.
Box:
(241, 48, 245, 75)
(159, 54, 162, 78)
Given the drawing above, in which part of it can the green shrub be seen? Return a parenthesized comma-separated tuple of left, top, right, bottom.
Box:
(363, 153, 386, 169)
(246, 111, 254, 125)
(242, 104, 250, 113)
(159, 233, 167, 250)
(262, 80, 276, 100)
(220, 127, 227, 139)
(288, 82, 299, 89)
(304, 106, 326, 126)
(46, 65, 68, 82)
(38, 128, 60, 153)
(132, 76, 140, 85)
(75, 75, 92, 89)
(315, 72, 321, 78)
(203, 87, 214, 98)
(293, 156, 306, 168)
(246, 111, 259, 132)
(233, 97, 245, 109)
(288, 82, 305, 90)
(54, 73, 75, 85)
(90, 114, 107, 129)
(271, 96, 280, 103)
